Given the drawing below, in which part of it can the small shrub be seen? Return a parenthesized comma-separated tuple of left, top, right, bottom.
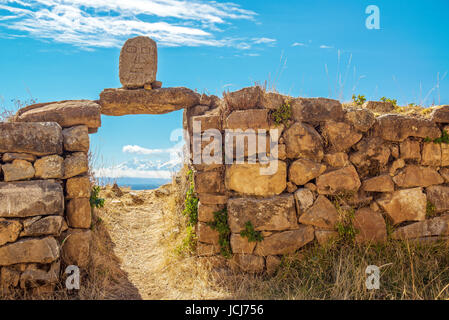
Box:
(90, 186, 105, 209)
(183, 170, 198, 226)
(240, 221, 264, 243)
(424, 130, 449, 144)
(271, 100, 292, 127)
(352, 94, 366, 106)
(207, 208, 232, 258)
(380, 96, 398, 107)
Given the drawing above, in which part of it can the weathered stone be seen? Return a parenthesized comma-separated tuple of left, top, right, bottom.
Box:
(375, 114, 441, 142)
(0, 219, 22, 246)
(224, 109, 270, 129)
(286, 181, 297, 193)
(283, 122, 324, 161)
(64, 152, 88, 179)
(1, 266, 20, 289)
(197, 242, 219, 256)
(254, 226, 314, 256)
(224, 86, 263, 110)
(15, 101, 101, 130)
(441, 144, 449, 166)
(198, 203, 224, 223)
(119, 36, 157, 88)
(99, 87, 200, 116)
(197, 193, 228, 205)
(294, 188, 314, 213)
(400, 139, 421, 161)
(190, 113, 221, 132)
(322, 121, 363, 152)
(62, 229, 91, 268)
(20, 216, 64, 237)
(230, 254, 264, 273)
(299, 195, 338, 230)
(363, 101, 394, 112)
(266, 255, 282, 275)
(362, 175, 395, 192)
(391, 144, 400, 159)
(278, 144, 286, 160)
(2, 160, 35, 182)
(421, 142, 441, 166)
(315, 230, 338, 245)
(324, 152, 349, 168)
(20, 261, 60, 288)
(34, 155, 64, 179)
(439, 167, 449, 182)
(230, 233, 256, 254)
(151, 81, 162, 89)
(390, 158, 406, 176)
(344, 108, 376, 132)
(225, 161, 287, 196)
(227, 195, 298, 232)
(289, 159, 326, 186)
(392, 214, 449, 240)
(350, 137, 391, 177)
(0, 122, 63, 157)
(316, 165, 361, 195)
(426, 185, 449, 213)
(194, 170, 224, 194)
(2, 153, 36, 163)
(0, 237, 59, 266)
(66, 198, 92, 229)
(392, 165, 443, 187)
(66, 176, 91, 199)
(0, 180, 64, 218)
(353, 207, 387, 243)
(430, 105, 449, 123)
(62, 125, 89, 152)
(261, 92, 287, 110)
(291, 97, 344, 122)
(197, 222, 219, 245)
(377, 188, 426, 224)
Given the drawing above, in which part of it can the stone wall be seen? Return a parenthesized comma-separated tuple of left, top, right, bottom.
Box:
(0, 100, 101, 294)
(185, 85, 449, 274)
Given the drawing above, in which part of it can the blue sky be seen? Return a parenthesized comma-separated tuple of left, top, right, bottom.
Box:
(1, 0, 448, 180)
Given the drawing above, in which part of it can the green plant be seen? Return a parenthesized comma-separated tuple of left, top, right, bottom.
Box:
(352, 94, 366, 106)
(271, 100, 292, 127)
(240, 221, 264, 243)
(424, 130, 449, 144)
(175, 224, 198, 256)
(207, 208, 232, 258)
(183, 170, 199, 226)
(90, 186, 105, 208)
(334, 201, 358, 243)
(426, 201, 437, 218)
(380, 96, 398, 107)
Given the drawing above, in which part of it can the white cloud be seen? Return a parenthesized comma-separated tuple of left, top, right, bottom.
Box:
(252, 37, 276, 45)
(320, 44, 333, 49)
(94, 167, 173, 179)
(122, 144, 179, 155)
(292, 42, 305, 47)
(0, 0, 259, 49)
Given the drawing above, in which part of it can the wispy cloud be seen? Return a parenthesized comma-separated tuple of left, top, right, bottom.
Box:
(0, 0, 259, 49)
(122, 144, 179, 155)
(252, 37, 276, 45)
(320, 44, 333, 49)
(292, 42, 305, 47)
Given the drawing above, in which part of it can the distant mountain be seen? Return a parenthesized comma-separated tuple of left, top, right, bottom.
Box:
(94, 158, 182, 190)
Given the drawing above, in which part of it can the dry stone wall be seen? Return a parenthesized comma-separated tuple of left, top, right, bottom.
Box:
(185, 85, 449, 274)
(0, 100, 100, 294)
